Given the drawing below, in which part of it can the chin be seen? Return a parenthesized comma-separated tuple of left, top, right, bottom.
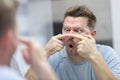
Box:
(69, 52, 79, 56)
(66, 47, 78, 55)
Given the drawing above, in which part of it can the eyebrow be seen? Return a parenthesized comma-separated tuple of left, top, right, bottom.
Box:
(63, 25, 85, 30)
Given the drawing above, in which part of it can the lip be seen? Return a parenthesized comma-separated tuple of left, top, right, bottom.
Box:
(66, 42, 75, 49)
(69, 44, 74, 48)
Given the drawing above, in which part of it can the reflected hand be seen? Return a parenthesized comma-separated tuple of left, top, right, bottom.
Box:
(44, 34, 65, 57)
(77, 35, 98, 58)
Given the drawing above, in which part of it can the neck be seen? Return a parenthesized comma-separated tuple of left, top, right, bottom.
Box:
(0, 51, 11, 66)
(0, 59, 10, 66)
(66, 48, 86, 63)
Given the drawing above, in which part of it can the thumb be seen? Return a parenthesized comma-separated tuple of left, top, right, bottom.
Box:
(22, 48, 31, 64)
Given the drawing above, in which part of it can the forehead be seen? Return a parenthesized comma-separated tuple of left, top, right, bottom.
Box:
(63, 16, 88, 28)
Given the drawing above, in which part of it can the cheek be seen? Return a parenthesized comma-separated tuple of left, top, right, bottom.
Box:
(85, 29, 91, 34)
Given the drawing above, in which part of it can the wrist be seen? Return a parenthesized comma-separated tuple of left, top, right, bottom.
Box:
(89, 51, 102, 62)
(44, 48, 50, 58)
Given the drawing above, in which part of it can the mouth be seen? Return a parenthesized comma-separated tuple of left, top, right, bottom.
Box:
(69, 44, 74, 48)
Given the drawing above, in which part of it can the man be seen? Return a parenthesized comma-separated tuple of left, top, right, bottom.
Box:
(0, 0, 57, 80)
(26, 6, 120, 80)
(47, 6, 120, 80)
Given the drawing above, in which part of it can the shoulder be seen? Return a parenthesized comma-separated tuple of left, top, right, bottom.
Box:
(48, 47, 67, 69)
(96, 44, 117, 56)
(96, 44, 120, 63)
(97, 44, 114, 51)
(97, 44, 120, 78)
(96, 44, 120, 62)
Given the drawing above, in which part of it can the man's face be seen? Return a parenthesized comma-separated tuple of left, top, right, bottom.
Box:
(62, 16, 93, 51)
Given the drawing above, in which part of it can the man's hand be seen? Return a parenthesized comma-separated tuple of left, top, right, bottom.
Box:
(77, 35, 98, 59)
(44, 34, 66, 57)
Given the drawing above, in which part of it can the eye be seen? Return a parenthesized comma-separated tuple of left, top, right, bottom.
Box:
(75, 29, 82, 33)
(64, 28, 70, 32)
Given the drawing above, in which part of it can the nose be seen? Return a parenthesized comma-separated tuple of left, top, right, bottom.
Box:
(69, 30, 74, 34)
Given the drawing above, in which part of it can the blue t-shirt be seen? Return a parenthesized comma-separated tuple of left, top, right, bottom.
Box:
(49, 44, 120, 80)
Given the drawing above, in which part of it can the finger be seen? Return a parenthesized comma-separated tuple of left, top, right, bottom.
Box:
(52, 44, 64, 52)
(64, 34, 87, 40)
(77, 46, 82, 53)
(55, 46, 64, 52)
(57, 44, 64, 49)
(54, 34, 63, 40)
(56, 47, 62, 52)
(22, 48, 31, 64)
(55, 34, 72, 40)
(78, 40, 86, 45)
(18, 37, 30, 45)
(82, 35, 93, 40)
(77, 44, 83, 49)
(55, 39, 64, 45)
(52, 44, 64, 53)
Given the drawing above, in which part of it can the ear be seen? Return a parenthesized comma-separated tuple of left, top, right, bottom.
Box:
(91, 29, 96, 38)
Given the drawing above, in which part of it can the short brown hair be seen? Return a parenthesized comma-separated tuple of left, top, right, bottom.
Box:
(0, 0, 18, 37)
(64, 5, 96, 29)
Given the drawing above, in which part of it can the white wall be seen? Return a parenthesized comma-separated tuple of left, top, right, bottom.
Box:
(28, 0, 53, 46)
(110, 0, 120, 57)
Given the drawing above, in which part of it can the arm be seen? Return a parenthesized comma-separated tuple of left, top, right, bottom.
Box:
(25, 68, 39, 80)
(70, 34, 119, 80)
(90, 51, 119, 80)
(19, 37, 58, 80)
